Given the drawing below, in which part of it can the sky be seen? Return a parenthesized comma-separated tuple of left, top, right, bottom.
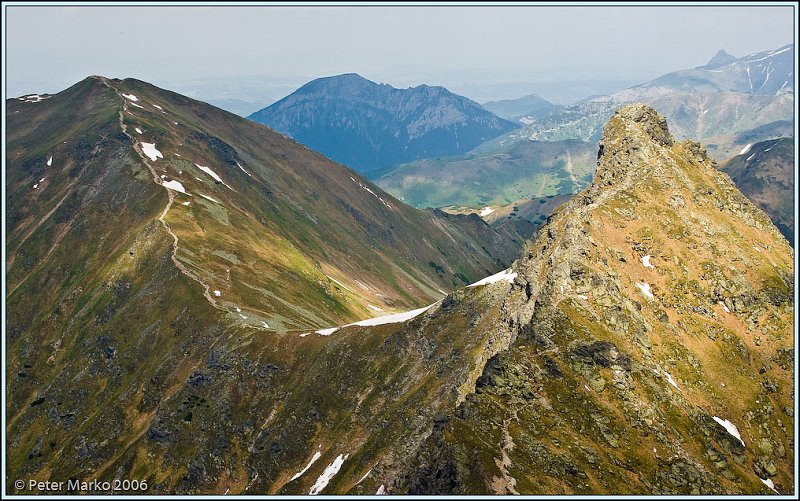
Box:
(4, 3, 796, 106)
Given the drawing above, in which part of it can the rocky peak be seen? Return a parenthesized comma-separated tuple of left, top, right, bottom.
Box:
(704, 49, 737, 68)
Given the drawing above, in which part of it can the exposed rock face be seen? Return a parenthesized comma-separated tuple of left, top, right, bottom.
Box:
(399, 104, 794, 495)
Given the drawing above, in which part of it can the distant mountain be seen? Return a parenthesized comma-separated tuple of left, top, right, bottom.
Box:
(481, 94, 562, 120)
(493, 45, 794, 161)
(639, 44, 794, 95)
(699, 49, 738, 69)
(248, 73, 519, 174)
(376, 139, 596, 209)
(721, 137, 794, 245)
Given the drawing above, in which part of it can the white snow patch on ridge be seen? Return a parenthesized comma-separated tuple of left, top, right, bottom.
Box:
(236, 162, 252, 177)
(163, 180, 189, 194)
(719, 301, 731, 313)
(636, 282, 654, 299)
(664, 371, 680, 391)
(130, 102, 145, 109)
(195, 163, 231, 189)
(315, 304, 436, 336)
(121, 93, 139, 102)
(290, 448, 322, 481)
(712, 416, 745, 447)
(141, 143, 163, 162)
(642, 255, 654, 269)
(468, 268, 517, 287)
(353, 305, 433, 327)
(135, 127, 143, 134)
(760, 477, 778, 493)
(739, 143, 752, 155)
(198, 193, 220, 204)
(47, 156, 53, 166)
(309, 453, 348, 495)
(479, 206, 495, 217)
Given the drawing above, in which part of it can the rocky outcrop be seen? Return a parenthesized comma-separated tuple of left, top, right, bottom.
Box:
(399, 104, 794, 495)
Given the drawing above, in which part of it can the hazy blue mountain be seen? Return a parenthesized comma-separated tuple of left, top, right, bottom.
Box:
(699, 49, 738, 69)
(481, 94, 562, 119)
(489, 45, 794, 161)
(247, 73, 519, 174)
(639, 44, 794, 95)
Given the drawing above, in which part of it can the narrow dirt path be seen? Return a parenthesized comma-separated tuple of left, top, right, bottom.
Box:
(95, 77, 221, 309)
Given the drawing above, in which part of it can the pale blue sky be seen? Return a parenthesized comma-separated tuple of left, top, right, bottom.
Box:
(5, 4, 796, 103)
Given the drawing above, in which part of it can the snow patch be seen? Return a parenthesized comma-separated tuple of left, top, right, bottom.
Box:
(712, 416, 745, 447)
(642, 255, 655, 269)
(352, 305, 433, 327)
(746, 153, 757, 162)
(129, 102, 145, 109)
(140, 143, 163, 162)
(635, 282, 654, 299)
(326, 275, 354, 293)
(261, 321, 269, 328)
(760, 477, 778, 493)
(376, 484, 386, 495)
(664, 371, 681, 391)
(213, 290, 221, 297)
(163, 180, 188, 194)
(368, 304, 383, 312)
(195, 163, 229, 187)
(315, 303, 437, 336)
(182, 201, 191, 206)
(309, 453, 348, 495)
(198, 193, 220, 204)
(236, 162, 252, 177)
(121, 93, 138, 102)
(719, 301, 731, 313)
(135, 127, 143, 134)
(739, 143, 752, 155)
(479, 206, 495, 217)
(468, 268, 517, 287)
(20, 94, 48, 103)
(356, 468, 373, 485)
(351, 177, 392, 209)
(47, 156, 52, 166)
(299, 333, 310, 337)
(290, 448, 322, 482)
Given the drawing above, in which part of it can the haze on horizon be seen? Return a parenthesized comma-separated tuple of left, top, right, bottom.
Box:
(4, 4, 795, 107)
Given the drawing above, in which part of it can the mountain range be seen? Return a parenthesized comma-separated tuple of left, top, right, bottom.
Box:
(481, 93, 562, 120)
(504, 44, 794, 160)
(248, 73, 519, 174)
(376, 44, 794, 224)
(5, 69, 793, 495)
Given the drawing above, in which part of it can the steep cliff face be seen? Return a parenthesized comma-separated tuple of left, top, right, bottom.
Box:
(399, 104, 794, 495)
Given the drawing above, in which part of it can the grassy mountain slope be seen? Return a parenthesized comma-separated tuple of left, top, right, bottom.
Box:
(6, 76, 526, 494)
(375, 139, 595, 209)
